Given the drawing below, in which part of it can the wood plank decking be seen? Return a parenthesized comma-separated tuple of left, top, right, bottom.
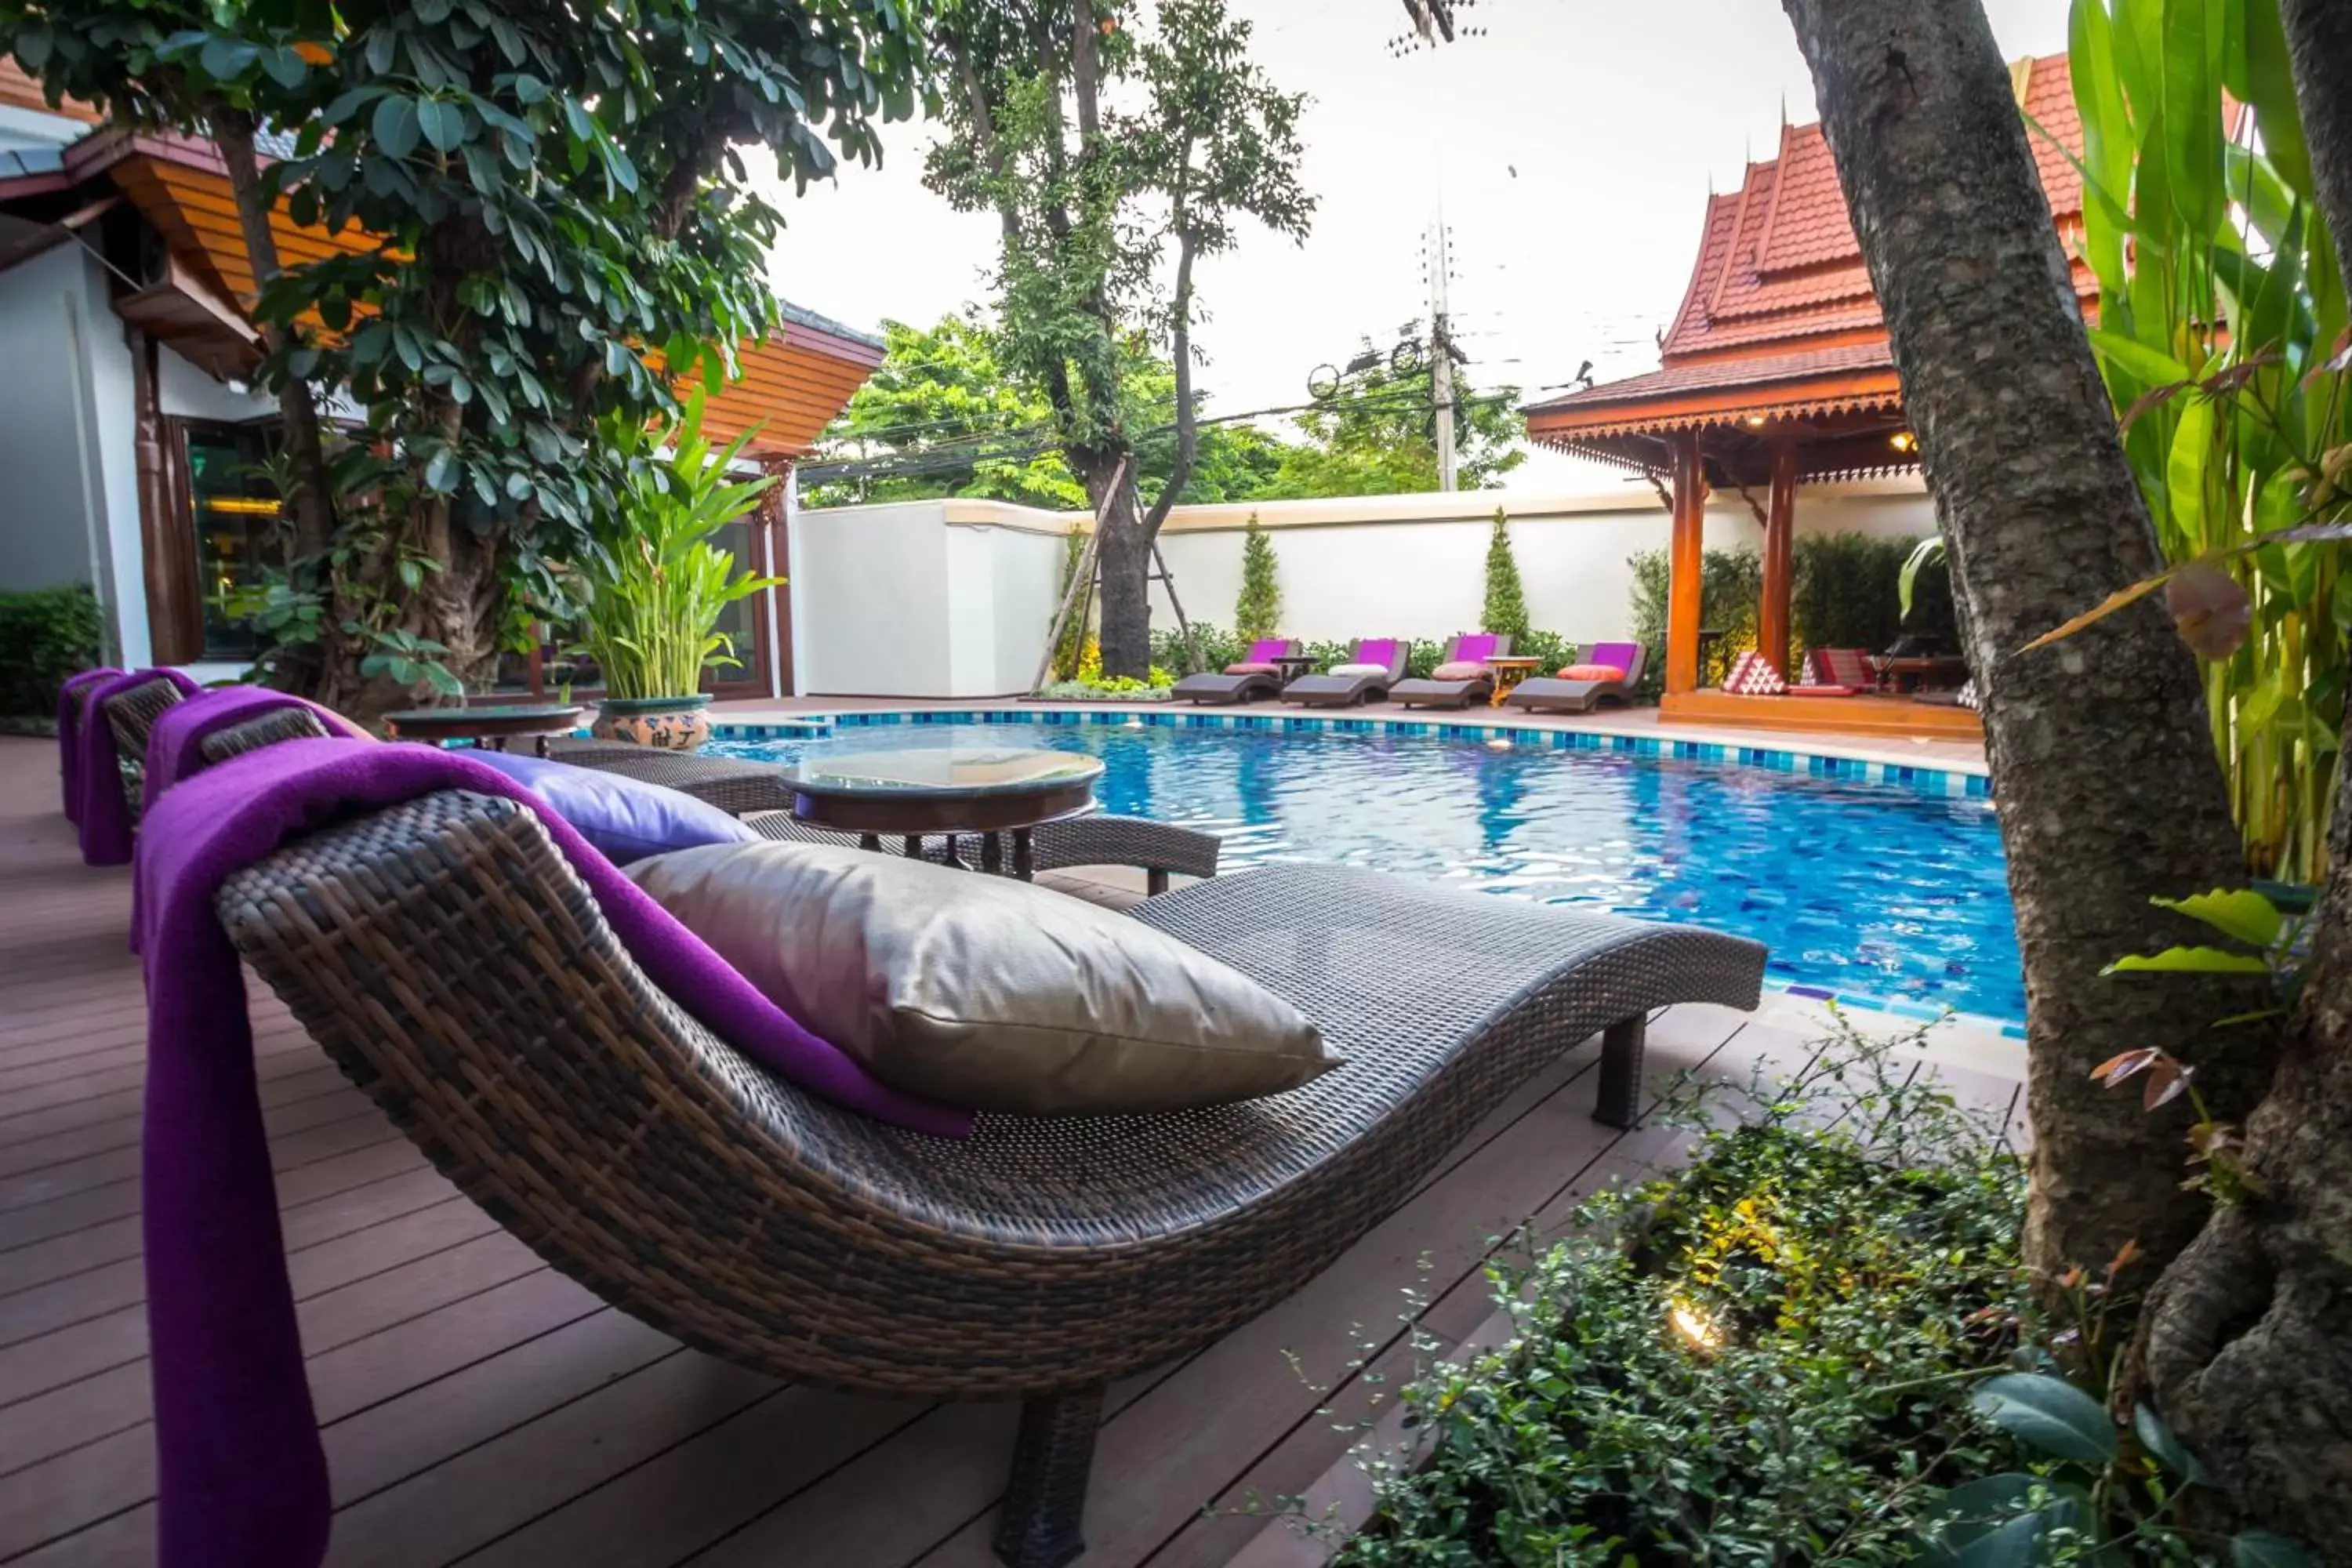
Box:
(0, 736, 2020, 1568)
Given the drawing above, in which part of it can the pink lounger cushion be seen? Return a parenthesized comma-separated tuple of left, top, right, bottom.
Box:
(1722, 651, 1788, 695)
(1429, 661, 1490, 682)
(1225, 662, 1280, 677)
(1555, 664, 1627, 682)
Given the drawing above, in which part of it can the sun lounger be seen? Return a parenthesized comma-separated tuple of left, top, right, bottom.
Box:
(1388, 633, 1511, 709)
(216, 784, 1767, 1567)
(1169, 637, 1299, 705)
(1505, 641, 1648, 714)
(1279, 637, 1410, 707)
(1807, 647, 1878, 691)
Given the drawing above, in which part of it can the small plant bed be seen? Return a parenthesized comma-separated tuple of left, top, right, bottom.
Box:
(1032, 677, 1176, 702)
(1319, 1027, 2311, 1567)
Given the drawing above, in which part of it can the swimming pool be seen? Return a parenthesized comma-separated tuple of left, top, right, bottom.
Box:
(710, 720, 2022, 1024)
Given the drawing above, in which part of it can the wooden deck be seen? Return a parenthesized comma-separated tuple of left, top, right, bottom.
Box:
(0, 735, 2020, 1568)
(1659, 688, 1984, 741)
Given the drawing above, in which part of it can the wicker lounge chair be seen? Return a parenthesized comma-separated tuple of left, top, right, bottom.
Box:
(100, 673, 193, 815)
(1169, 637, 1298, 706)
(216, 789, 1766, 1567)
(1279, 637, 1410, 708)
(1506, 641, 1650, 715)
(545, 738, 1223, 895)
(1388, 633, 1512, 710)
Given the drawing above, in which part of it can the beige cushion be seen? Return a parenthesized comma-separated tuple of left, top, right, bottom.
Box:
(626, 841, 1338, 1114)
(1327, 662, 1389, 679)
(1430, 660, 1490, 681)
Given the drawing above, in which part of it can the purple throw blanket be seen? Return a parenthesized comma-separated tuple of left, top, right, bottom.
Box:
(78, 669, 201, 865)
(135, 739, 971, 1568)
(56, 666, 122, 822)
(142, 687, 373, 814)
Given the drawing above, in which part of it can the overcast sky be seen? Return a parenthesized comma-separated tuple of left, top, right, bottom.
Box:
(761, 0, 2074, 490)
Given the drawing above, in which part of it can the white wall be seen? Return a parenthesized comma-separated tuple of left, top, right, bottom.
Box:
(1149, 479, 1938, 644)
(0, 241, 278, 671)
(793, 499, 1073, 698)
(790, 479, 1937, 698)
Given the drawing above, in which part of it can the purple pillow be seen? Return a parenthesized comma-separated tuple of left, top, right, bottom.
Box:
(463, 751, 756, 866)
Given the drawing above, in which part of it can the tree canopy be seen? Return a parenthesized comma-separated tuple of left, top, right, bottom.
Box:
(806, 313, 1526, 511)
(1, 0, 924, 714)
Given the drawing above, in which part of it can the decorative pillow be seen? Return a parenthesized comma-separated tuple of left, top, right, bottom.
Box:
(1430, 661, 1490, 682)
(1225, 661, 1280, 677)
(1327, 662, 1390, 679)
(1555, 663, 1627, 682)
(463, 750, 755, 866)
(1811, 647, 1877, 689)
(626, 841, 1339, 1114)
(1722, 651, 1788, 695)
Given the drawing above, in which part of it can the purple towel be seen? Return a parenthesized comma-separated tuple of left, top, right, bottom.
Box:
(134, 739, 971, 1568)
(57, 666, 123, 823)
(1353, 639, 1403, 677)
(142, 687, 373, 815)
(1584, 641, 1641, 676)
(78, 668, 201, 865)
(1243, 637, 1290, 663)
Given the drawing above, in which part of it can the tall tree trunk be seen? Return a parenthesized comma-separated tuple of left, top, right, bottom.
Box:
(2137, 5, 2352, 1554)
(1076, 448, 1153, 678)
(1779, 1, 2273, 1281)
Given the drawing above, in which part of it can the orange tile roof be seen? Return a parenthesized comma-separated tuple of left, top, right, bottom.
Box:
(1531, 53, 2093, 463)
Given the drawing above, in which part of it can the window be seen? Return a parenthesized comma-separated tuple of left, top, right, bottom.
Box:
(181, 423, 281, 659)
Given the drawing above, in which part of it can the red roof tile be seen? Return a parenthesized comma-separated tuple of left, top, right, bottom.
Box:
(1608, 53, 2090, 376)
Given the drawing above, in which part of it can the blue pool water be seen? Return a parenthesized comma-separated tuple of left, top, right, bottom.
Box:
(710, 721, 2023, 1022)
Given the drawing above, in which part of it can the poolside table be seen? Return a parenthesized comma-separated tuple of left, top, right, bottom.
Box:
(1485, 656, 1544, 707)
(383, 703, 588, 757)
(779, 745, 1105, 880)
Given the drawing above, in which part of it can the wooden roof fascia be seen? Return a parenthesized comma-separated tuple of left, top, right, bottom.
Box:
(1705, 163, 1765, 318)
(1659, 193, 1737, 356)
(1748, 118, 1801, 276)
(1525, 366, 1905, 441)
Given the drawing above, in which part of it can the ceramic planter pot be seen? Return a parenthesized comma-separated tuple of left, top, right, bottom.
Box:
(590, 694, 712, 751)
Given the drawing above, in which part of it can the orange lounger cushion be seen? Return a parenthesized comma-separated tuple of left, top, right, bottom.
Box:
(1555, 663, 1627, 682)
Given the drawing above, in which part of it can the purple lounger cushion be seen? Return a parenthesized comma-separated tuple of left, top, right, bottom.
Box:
(57, 666, 123, 822)
(78, 667, 201, 866)
(134, 739, 971, 1568)
(1583, 641, 1641, 677)
(1353, 639, 1403, 674)
(1242, 638, 1290, 663)
(142, 687, 375, 814)
(466, 750, 757, 865)
(1450, 633, 1501, 666)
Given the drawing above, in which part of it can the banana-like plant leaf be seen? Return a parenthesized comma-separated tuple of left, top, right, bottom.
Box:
(2104, 946, 2273, 976)
(2151, 888, 2284, 949)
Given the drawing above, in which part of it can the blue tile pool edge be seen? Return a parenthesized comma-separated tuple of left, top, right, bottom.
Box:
(708, 708, 1994, 800)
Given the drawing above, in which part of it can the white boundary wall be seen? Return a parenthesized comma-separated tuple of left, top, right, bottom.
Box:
(790, 477, 1936, 696)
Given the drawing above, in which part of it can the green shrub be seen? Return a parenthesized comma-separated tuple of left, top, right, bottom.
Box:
(1791, 531, 1958, 655)
(1049, 525, 1089, 681)
(1152, 621, 1247, 675)
(1626, 545, 1760, 691)
(0, 584, 103, 717)
(1330, 1021, 2034, 1568)
(1480, 510, 1530, 642)
(1234, 514, 1281, 641)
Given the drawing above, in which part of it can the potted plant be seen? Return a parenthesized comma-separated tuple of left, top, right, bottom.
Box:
(575, 389, 779, 750)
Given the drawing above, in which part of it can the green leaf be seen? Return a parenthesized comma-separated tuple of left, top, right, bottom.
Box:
(2087, 328, 2195, 389)
(1923, 1472, 2039, 1548)
(261, 47, 309, 90)
(416, 98, 467, 154)
(2149, 889, 2284, 949)
(1971, 1374, 2119, 1465)
(2131, 1402, 2210, 1484)
(2232, 1534, 2320, 1568)
(372, 96, 421, 161)
(2103, 946, 2274, 976)
(423, 448, 461, 494)
(198, 36, 259, 82)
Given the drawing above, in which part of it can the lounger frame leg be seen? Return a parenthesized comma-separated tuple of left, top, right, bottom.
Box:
(1147, 867, 1170, 897)
(996, 1386, 1105, 1568)
(1595, 1014, 1646, 1129)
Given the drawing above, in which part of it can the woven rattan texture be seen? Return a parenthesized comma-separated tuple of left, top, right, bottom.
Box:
(218, 789, 1762, 1396)
(101, 677, 185, 814)
(198, 706, 337, 764)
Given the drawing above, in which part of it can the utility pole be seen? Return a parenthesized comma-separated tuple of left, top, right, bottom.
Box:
(1427, 216, 1457, 492)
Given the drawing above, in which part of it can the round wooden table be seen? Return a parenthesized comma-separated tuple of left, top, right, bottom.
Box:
(1485, 655, 1545, 707)
(779, 745, 1106, 880)
(382, 704, 589, 756)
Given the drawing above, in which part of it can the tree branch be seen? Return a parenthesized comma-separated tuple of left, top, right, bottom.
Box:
(1142, 225, 1202, 537)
